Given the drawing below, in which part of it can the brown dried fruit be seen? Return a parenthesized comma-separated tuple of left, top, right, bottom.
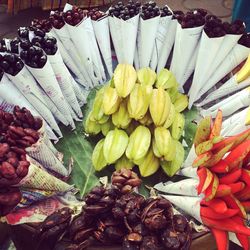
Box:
(16, 161, 30, 177)
(0, 162, 17, 179)
(9, 126, 25, 137)
(24, 128, 39, 140)
(0, 187, 22, 206)
(0, 143, 9, 157)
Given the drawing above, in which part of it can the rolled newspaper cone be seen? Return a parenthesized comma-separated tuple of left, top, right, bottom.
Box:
(155, 179, 199, 197)
(26, 122, 68, 177)
(26, 59, 75, 129)
(92, 16, 113, 78)
(188, 31, 225, 108)
(157, 18, 177, 73)
(183, 145, 196, 168)
(161, 195, 202, 223)
(48, 29, 88, 87)
(18, 157, 73, 192)
(221, 107, 249, 136)
(199, 75, 250, 107)
(71, 80, 87, 106)
(109, 14, 139, 65)
(170, 23, 204, 87)
(201, 87, 250, 118)
(178, 166, 199, 179)
(150, 14, 172, 71)
(47, 49, 82, 118)
(178, 45, 199, 88)
(136, 15, 160, 68)
(198, 43, 250, 99)
(5, 67, 62, 136)
(202, 33, 242, 85)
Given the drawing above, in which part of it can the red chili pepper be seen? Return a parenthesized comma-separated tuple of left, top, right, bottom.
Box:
(210, 109, 223, 139)
(204, 174, 219, 201)
(219, 169, 242, 185)
(201, 206, 239, 219)
(240, 169, 250, 186)
(215, 184, 231, 198)
(210, 160, 229, 174)
(228, 182, 245, 194)
(197, 168, 213, 194)
(235, 186, 250, 201)
(210, 228, 228, 250)
(193, 151, 213, 167)
(200, 198, 228, 214)
(201, 216, 250, 235)
(224, 140, 250, 170)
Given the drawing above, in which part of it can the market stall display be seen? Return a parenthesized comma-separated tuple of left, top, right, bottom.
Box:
(0, 1, 250, 250)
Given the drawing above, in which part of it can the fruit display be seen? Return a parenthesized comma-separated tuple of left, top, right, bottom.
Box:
(140, 1, 160, 20)
(86, 64, 188, 177)
(37, 169, 192, 250)
(63, 6, 87, 26)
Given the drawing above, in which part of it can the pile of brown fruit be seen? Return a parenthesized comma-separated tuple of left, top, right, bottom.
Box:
(38, 169, 192, 250)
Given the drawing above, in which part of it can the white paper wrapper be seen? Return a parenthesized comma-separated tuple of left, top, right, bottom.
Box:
(188, 32, 225, 108)
(18, 157, 73, 192)
(155, 179, 199, 197)
(201, 87, 250, 118)
(92, 16, 113, 78)
(157, 19, 177, 73)
(6, 67, 62, 136)
(198, 44, 250, 98)
(109, 14, 139, 65)
(199, 75, 250, 106)
(178, 166, 199, 179)
(26, 123, 68, 177)
(203, 34, 242, 85)
(136, 15, 160, 68)
(48, 29, 88, 87)
(170, 23, 203, 87)
(47, 49, 82, 118)
(150, 14, 172, 71)
(26, 60, 75, 128)
(221, 107, 249, 136)
(162, 195, 202, 223)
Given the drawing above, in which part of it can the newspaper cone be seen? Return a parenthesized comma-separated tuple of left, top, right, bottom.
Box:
(48, 29, 88, 87)
(201, 87, 250, 118)
(150, 14, 172, 71)
(26, 136, 68, 177)
(157, 19, 178, 73)
(162, 195, 202, 223)
(18, 157, 73, 192)
(188, 32, 225, 108)
(47, 50, 82, 118)
(199, 75, 250, 106)
(6, 67, 62, 136)
(203, 34, 242, 85)
(198, 43, 250, 98)
(170, 23, 204, 87)
(71, 80, 87, 106)
(26, 60, 75, 128)
(155, 179, 199, 197)
(179, 46, 199, 88)
(0, 74, 39, 116)
(178, 166, 199, 179)
(221, 107, 249, 136)
(92, 16, 113, 78)
(109, 14, 139, 65)
(183, 145, 196, 168)
(52, 25, 93, 87)
(136, 15, 160, 68)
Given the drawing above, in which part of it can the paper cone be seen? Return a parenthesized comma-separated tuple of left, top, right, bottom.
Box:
(178, 166, 198, 179)
(150, 15, 172, 71)
(19, 157, 73, 192)
(47, 50, 82, 118)
(183, 145, 197, 168)
(188, 32, 225, 108)
(198, 43, 250, 98)
(162, 195, 202, 223)
(221, 107, 249, 136)
(199, 75, 250, 106)
(229, 233, 241, 246)
(154, 179, 199, 197)
(170, 23, 204, 87)
(48, 29, 88, 87)
(203, 34, 242, 85)
(137, 15, 160, 68)
(26, 60, 75, 128)
(70, 79, 87, 106)
(201, 87, 250, 118)
(92, 17, 113, 78)
(6, 68, 62, 136)
(157, 19, 177, 73)
(109, 14, 139, 65)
